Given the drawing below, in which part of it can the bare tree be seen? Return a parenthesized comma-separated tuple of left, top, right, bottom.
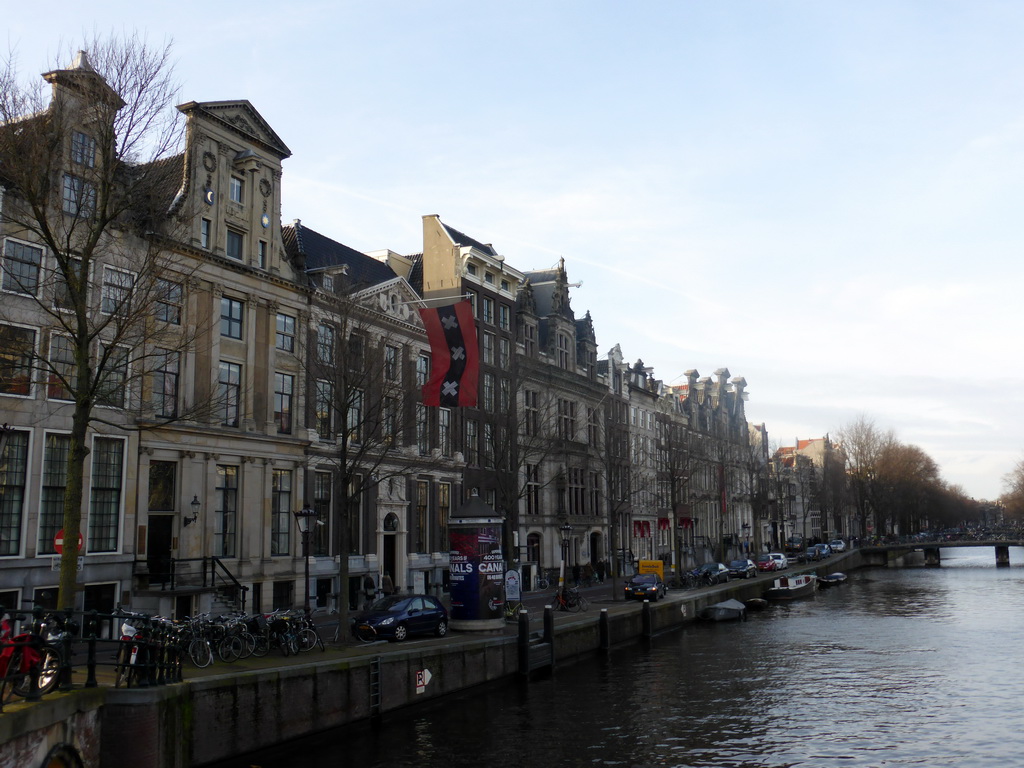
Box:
(1001, 457, 1024, 521)
(0, 37, 203, 609)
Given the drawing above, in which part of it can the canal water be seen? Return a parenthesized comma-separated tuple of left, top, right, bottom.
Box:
(216, 547, 1024, 767)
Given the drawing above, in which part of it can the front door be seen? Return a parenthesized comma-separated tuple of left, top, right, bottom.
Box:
(147, 515, 174, 585)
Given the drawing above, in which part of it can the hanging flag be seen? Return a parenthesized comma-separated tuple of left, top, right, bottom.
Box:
(418, 300, 479, 407)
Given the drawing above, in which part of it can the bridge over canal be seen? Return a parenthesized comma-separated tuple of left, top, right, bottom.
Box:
(861, 539, 1024, 567)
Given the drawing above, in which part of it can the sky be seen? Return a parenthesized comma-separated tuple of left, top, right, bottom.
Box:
(7, 1, 1024, 500)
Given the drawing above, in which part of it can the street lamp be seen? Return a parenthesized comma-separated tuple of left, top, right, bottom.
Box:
(294, 504, 318, 615)
(742, 522, 751, 554)
(183, 495, 200, 527)
(558, 520, 573, 601)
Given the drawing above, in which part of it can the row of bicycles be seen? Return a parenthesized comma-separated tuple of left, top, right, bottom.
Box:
(0, 605, 329, 705)
(164, 608, 325, 670)
(502, 586, 591, 622)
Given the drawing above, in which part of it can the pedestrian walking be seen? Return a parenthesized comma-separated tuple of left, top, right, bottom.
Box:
(595, 560, 606, 583)
(381, 571, 395, 596)
(572, 564, 581, 587)
(362, 573, 376, 608)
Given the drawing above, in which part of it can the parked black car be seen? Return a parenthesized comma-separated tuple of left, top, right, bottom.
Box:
(351, 595, 448, 642)
(624, 573, 667, 601)
(727, 558, 757, 579)
(696, 562, 730, 584)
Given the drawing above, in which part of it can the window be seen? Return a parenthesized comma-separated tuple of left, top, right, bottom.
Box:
(438, 408, 451, 457)
(258, 240, 267, 270)
(315, 380, 333, 439)
(524, 390, 539, 436)
(417, 354, 430, 387)
(38, 434, 70, 555)
(2, 240, 42, 295)
(0, 325, 35, 396)
(321, 274, 333, 292)
(97, 345, 129, 408)
(383, 396, 399, 445)
(152, 349, 178, 418)
(558, 398, 576, 440)
(62, 174, 95, 217)
(317, 323, 334, 364)
(499, 338, 510, 368)
(52, 257, 80, 311)
(416, 404, 429, 455)
(413, 480, 430, 552)
(0, 430, 28, 555)
(500, 378, 510, 411)
(271, 469, 291, 556)
(498, 304, 510, 331)
(500, 279, 510, 292)
(71, 131, 96, 167)
(274, 372, 293, 434)
(482, 373, 494, 412)
(201, 219, 211, 249)
(101, 266, 135, 315)
(229, 176, 244, 204)
(221, 297, 243, 339)
(215, 465, 238, 557)
(438, 482, 451, 552)
(226, 229, 244, 261)
(218, 362, 242, 426)
(313, 472, 332, 556)
(482, 297, 494, 324)
(348, 334, 364, 370)
(385, 344, 400, 381)
(148, 461, 176, 512)
(482, 332, 494, 365)
(276, 313, 295, 352)
(526, 464, 539, 516)
(465, 419, 478, 465)
(155, 279, 182, 324)
(589, 471, 601, 515)
(466, 290, 477, 314)
(557, 333, 571, 369)
(47, 334, 76, 401)
(347, 388, 363, 442)
(523, 323, 536, 357)
(588, 407, 600, 446)
(466, 263, 478, 276)
(482, 423, 495, 468)
(89, 437, 125, 552)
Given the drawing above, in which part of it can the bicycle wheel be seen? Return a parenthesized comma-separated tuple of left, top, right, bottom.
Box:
(238, 630, 256, 659)
(250, 632, 270, 657)
(114, 644, 132, 688)
(188, 638, 213, 668)
(22, 644, 60, 695)
(576, 596, 590, 612)
(1, 646, 24, 703)
(217, 635, 243, 663)
(297, 627, 322, 652)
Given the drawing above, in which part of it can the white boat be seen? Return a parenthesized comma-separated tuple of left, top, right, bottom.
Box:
(765, 573, 817, 600)
(698, 598, 748, 621)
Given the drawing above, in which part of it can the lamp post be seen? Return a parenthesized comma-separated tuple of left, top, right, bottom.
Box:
(742, 522, 751, 554)
(294, 504, 318, 615)
(558, 520, 572, 601)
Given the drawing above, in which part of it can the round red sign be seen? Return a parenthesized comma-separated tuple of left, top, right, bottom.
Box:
(53, 529, 84, 555)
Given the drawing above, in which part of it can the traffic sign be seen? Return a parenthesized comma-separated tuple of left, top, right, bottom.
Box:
(53, 529, 84, 555)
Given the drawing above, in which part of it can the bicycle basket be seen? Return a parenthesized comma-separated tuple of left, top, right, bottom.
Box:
(247, 615, 268, 633)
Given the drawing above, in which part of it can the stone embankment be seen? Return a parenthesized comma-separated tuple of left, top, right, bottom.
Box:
(0, 552, 863, 768)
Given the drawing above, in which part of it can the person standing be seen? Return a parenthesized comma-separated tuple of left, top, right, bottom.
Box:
(362, 573, 376, 608)
(381, 571, 395, 596)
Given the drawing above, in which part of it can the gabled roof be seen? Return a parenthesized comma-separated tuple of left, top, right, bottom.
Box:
(177, 100, 291, 159)
(282, 220, 397, 287)
(441, 223, 499, 256)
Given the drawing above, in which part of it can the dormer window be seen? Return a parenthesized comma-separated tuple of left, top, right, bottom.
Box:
(229, 176, 244, 204)
(466, 263, 478, 276)
(322, 274, 334, 292)
(484, 272, 494, 285)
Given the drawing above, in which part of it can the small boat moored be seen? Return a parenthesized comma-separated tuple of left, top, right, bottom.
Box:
(698, 598, 748, 621)
(765, 573, 817, 600)
(818, 572, 847, 587)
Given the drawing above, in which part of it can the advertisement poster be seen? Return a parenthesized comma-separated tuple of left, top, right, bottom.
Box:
(449, 524, 504, 621)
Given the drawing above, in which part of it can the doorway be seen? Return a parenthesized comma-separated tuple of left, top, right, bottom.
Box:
(147, 515, 174, 585)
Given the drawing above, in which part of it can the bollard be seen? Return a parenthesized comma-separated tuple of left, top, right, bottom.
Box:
(642, 600, 652, 638)
(84, 611, 98, 688)
(543, 605, 554, 645)
(517, 610, 530, 676)
(599, 608, 610, 651)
